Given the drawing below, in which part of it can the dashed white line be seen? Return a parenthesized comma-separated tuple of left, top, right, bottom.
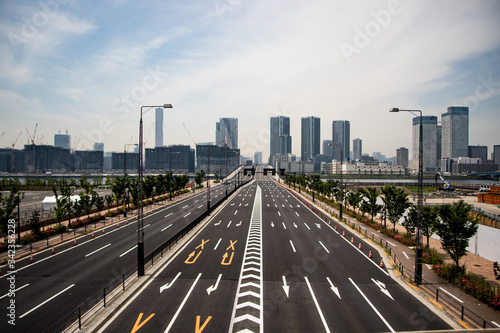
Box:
(182, 205, 189, 209)
(0, 284, 29, 300)
(319, 241, 330, 254)
(85, 243, 111, 257)
(295, 212, 300, 217)
(402, 251, 409, 260)
(119, 245, 137, 257)
(305, 277, 331, 333)
(161, 224, 172, 232)
(439, 287, 463, 303)
(304, 223, 310, 230)
(183, 212, 191, 218)
(197, 205, 203, 209)
(19, 284, 75, 319)
(164, 212, 173, 218)
(214, 238, 222, 250)
(289, 240, 296, 252)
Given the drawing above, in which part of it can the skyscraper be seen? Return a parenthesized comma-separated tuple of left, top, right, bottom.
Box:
(494, 145, 500, 169)
(441, 106, 469, 159)
(413, 116, 438, 171)
(54, 134, 70, 150)
(155, 108, 163, 147)
(397, 147, 409, 168)
(270, 116, 291, 162)
(468, 145, 487, 160)
(332, 120, 350, 162)
(301, 116, 320, 161)
(216, 118, 238, 149)
(353, 138, 362, 161)
(323, 140, 333, 156)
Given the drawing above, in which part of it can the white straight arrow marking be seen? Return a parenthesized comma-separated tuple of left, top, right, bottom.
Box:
(271, 222, 275, 228)
(326, 277, 341, 299)
(207, 274, 222, 295)
(160, 272, 182, 293)
(371, 278, 394, 300)
(282, 276, 290, 298)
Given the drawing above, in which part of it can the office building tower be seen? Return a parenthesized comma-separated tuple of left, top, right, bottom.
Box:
(155, 107, 164, 147)
(353, 138, 362, 161)
(332, 120, 350, 162)
(145, 145, 194, 173)
(397, 147, 409, 168)
(196, 144, 240, 176)
(54, 134, 70, 150)
(270, 116, 291, 162)
(441, 106, 469, 159)
(216, 118, 238, 149)
(413, 116, 438, 171)
(254, 152, 262, 165)
(301, 116, 321, 161)
(494, 145, 500, 170)
(94, 142, 104, 151)
(468, 145, 487, 160)
(436, 125, 442, 170)
(323, 140, 333, 156)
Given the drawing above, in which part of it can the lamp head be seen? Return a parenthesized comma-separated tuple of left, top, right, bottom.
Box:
(163, 104, 173, 108)
(389, 108, 400, 112)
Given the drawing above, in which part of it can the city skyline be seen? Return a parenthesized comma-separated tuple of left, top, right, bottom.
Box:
(0, 1, 499, 159)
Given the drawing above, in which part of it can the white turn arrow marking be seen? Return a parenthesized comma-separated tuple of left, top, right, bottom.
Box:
(326, 277, 341, 299)
(282, 276, 290, 298)
(316, 223, 321, 229)
(236, 221, 242, 226)
(207, 274, 222, 295)
(293, 223, 297, 228)
(271, 222, 275, 228)
(214, 220, 221, 226)
(160, 272, 181, 293)
(371, 278, 394, 300)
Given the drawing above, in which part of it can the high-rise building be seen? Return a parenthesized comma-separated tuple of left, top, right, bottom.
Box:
(397, 147, 409, 168)
(332, 120, 350, 162)
(441, 106, 469, 159)
(196, 144, 240, 176)
(436, 125, 442, 170)
(216, 118, 238, 149)
(155, 107, 164, 147)
(468, 145, 487, 160)
(323, 140, 333, 156)
(145, 145, 194, 173)
(301, 116, 321, 161)
(494, 145, 500, 170)
(413, 116, 438, 171)
(254, 152, 262, 165)
(94, 142, 104, 151)
(54, 134, 70, 150)
(270, 116, 291, 162)
(353, 138, 362, 161)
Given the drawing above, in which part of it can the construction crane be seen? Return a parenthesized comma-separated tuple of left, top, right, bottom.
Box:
(54, 124, 61, 134)
(183, 123, 197, 146)
(219, 123, 238, 147)
(10, 132, 22, 173)
(435, 172, 454, 191)
(26, 123, 38, 174)
(0, 132, 4, 146)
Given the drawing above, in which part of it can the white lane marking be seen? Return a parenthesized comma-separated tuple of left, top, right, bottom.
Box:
(439, 287, 463, 303)
(214, 238, 222, 250)
(402, 251, 409, 260)
(160, 272, 181, 293)
(305, 276, 331, 333)
(319, 241, 330, 254)
(491, 321, 500, 328)
(164, 212, 173, 218)
(197, 205, 203, 209)
(326, 277, 341, 299)
(234, 210, 238, 215)
(0, 284, 29, 300)
(214, 220, 221, 226)
(183, 212, 191, 218)
(295, 212, 300, 217)
(164, 273, 202, 333)
(194, 199, 199, 203)
(207, 274, 222, 295)
(425, 264, 432, 270)
(161, 224, 173, 232)
(289, 240, 296, 253)
(386, 240, 397, 247)
(282, 276, 290, 298)
(227, 221, 232, 228)
(182, 205, 188, 209)
(304, 223, 310, 230)
(278, 211, 281, 217)
(349, 278, 395, 333)
(119, 245, 137, 258)
(19, 284, 75, 319)
(85, 243, 111, 257)
(282, 222, 286, 230)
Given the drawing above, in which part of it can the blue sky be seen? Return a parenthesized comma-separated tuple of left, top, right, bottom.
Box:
(1, 0, 499, 160)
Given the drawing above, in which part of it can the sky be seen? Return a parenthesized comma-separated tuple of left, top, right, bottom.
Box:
(1, 0, 499, 161)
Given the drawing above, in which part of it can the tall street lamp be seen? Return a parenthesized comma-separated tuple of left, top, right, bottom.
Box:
(329, 143, 344, 221)
(169, 151, 181, 201)
(124, 143, 138, 217)
(138, 104, 172, 277)
(390, 107, 423, 285)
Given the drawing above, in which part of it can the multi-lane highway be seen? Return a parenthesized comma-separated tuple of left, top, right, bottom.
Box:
(97, 168, 453, 332)
(0, 181, 241, 332)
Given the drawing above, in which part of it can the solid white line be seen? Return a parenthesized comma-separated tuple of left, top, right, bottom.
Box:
(349, 278, 395, 333)
(19, 284, 75, 318)
(214, 238, 222, 250)
(164, 273, 202, 333)
(402, 251, 409, 260)
(289, 240, 296, 253)
(85, 243, 111, 257)
(164, 212, 173, 218)
(183, 212, 191, 218)
(161, 224, 172, 232)
(0, 284, 29, 300)
(305, 276, 331, 333)
(439, 287, 463, 303)
(319, 241, 330, 254)
(119, 245, 137, 258)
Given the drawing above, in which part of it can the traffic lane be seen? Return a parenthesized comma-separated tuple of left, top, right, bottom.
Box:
(102, 186, 256, 332)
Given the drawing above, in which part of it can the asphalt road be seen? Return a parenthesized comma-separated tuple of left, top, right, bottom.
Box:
(97, 168, 453, 333)
(0, 181, 242, 332)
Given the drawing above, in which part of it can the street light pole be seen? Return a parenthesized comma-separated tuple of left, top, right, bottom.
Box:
(390, 107, 423, 285)
(124, 143, 137, 217)
(137, 104, 172, 277)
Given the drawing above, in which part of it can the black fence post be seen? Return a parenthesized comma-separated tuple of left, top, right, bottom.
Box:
(436, 289, 439, 302)
(123, 274, 125, 291)
(78, 307, 81, 329)
(103, 287, 106, 307)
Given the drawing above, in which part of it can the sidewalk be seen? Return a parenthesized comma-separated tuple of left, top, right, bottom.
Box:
(277, 181, 500, 329)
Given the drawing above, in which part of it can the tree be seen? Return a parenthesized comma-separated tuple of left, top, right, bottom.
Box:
(359, 187, 382, 223)
(421, 206, 439, 248)
(52, 186, 67, 227)
(381, 185, 410, 231)
(195, 170, 205, 187)
(143, 175, 156, 200)
(95, 193, 105, 213)
(105, 194, 114, 213)
(435, 200, 479, 272)
(111, 176, 125, 207)
(26, 210, 42, 237)
(0, 188, 20, 233)
(347, 191, 363, 212)
(402, 205, 418, 236)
